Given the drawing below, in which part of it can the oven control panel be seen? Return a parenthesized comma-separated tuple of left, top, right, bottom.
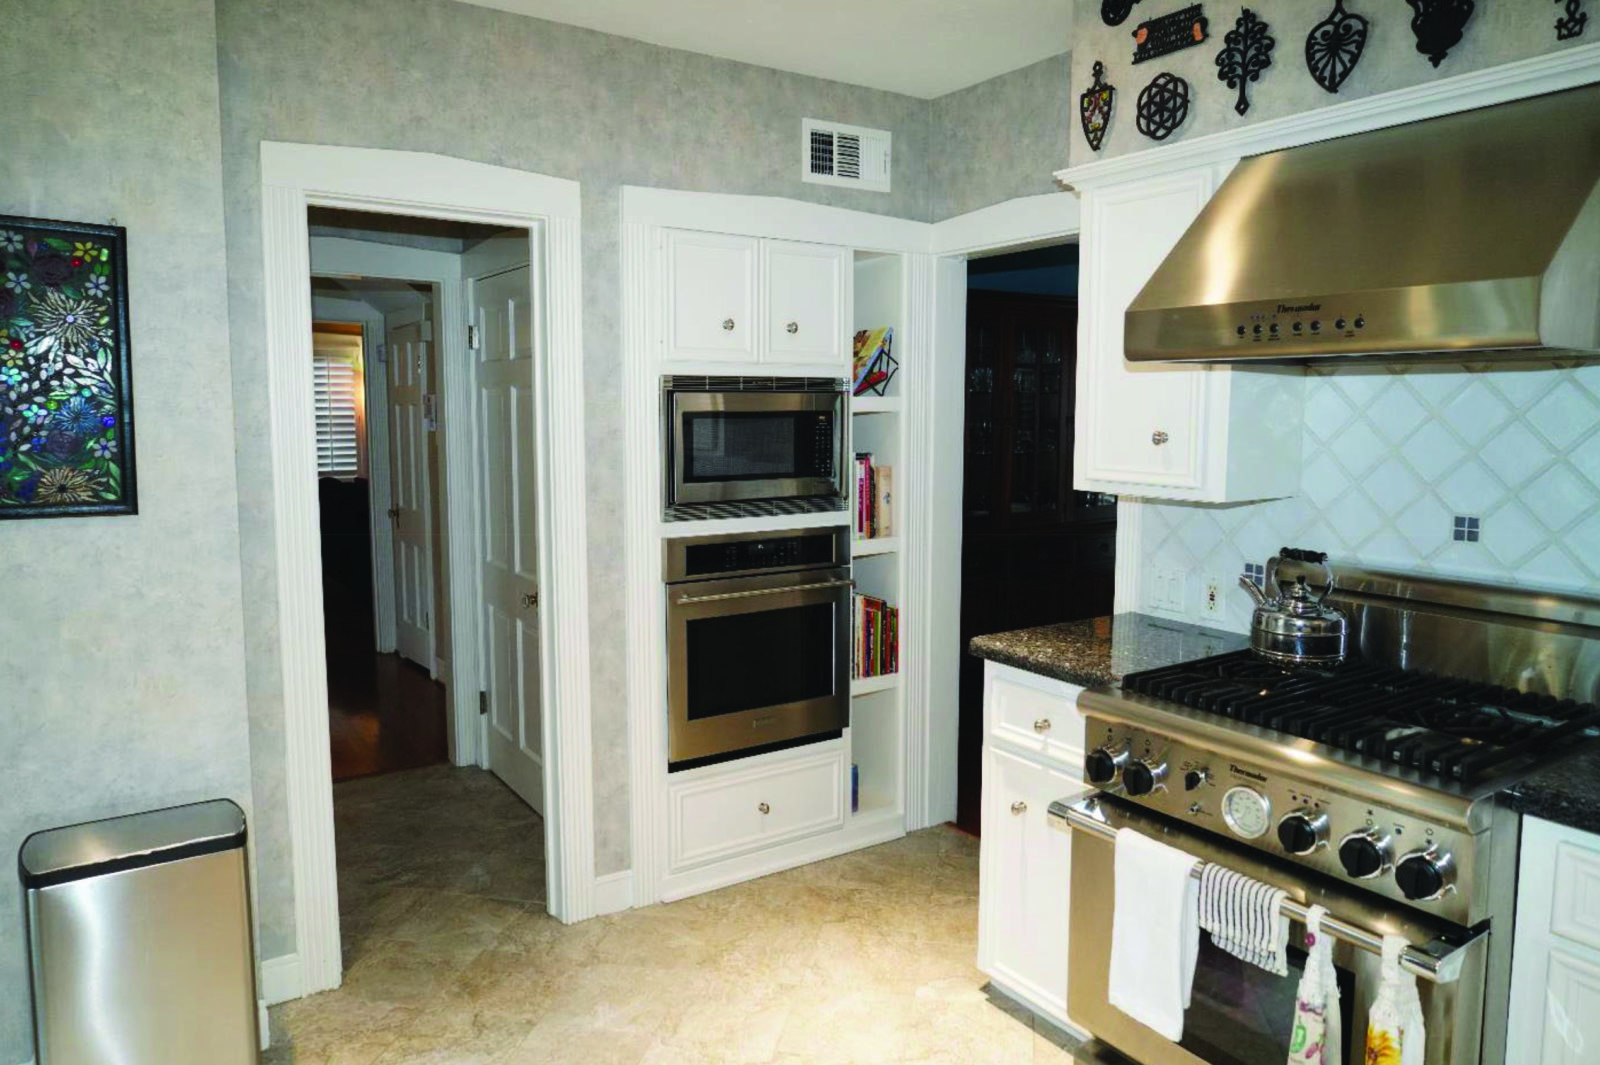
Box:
(1082, 714, 1482, 924)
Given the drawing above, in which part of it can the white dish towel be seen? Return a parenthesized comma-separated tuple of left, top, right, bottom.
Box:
(1108, 827, 1202, 1041)
(1198, 862, 1291, 976)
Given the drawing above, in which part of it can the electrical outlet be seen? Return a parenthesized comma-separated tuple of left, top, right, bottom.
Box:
(1202, 575, 1223, 615)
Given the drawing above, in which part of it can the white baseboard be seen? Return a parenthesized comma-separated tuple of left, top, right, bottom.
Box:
(259, 952, 303, 1006)
(593, 870, 633, 916)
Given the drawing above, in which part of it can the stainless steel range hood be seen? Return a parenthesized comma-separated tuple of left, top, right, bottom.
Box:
(1126, 84, 1600, 363)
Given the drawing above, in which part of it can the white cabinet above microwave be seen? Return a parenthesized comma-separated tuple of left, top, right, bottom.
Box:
(662, 230, 850, 369)
(1072, 164, 1303, 503)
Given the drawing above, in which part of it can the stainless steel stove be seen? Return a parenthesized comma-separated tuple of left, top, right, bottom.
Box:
(1050, 567, 1600, 1065)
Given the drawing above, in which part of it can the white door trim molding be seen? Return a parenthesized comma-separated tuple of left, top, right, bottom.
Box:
(259, 143, 595, 1002)
(930, 192, 1081, 257)
(1058, 41, 1600, 191)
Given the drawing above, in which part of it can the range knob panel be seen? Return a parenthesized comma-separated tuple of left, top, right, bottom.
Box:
(1276, 809, 1329, 855)
(1338, 830, 1394, 879)
(1395, 848, 1453, 901)
(1123, 758, 1168, 797)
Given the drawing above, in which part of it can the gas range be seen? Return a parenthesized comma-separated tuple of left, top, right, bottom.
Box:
(1075, 567, 1600, 927)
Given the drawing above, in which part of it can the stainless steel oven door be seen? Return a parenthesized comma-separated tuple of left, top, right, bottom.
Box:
(1061, 796, 1490, 1065)
(667, 390, 844, 506)
(666, 565, 852, 763)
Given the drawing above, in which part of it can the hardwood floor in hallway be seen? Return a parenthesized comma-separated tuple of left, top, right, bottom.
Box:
(266, 765, 1079, 1065)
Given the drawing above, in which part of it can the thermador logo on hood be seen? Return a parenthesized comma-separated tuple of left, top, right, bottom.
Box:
(1276, 303, 1321, 313)
(1230, 763, 1269, 783)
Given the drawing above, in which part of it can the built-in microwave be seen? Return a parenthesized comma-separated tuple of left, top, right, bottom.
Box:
(662, 376, 847, 518)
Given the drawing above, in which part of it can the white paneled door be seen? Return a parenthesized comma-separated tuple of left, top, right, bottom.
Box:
(386, 318, 434, 669)
(470, 259, 544, 814)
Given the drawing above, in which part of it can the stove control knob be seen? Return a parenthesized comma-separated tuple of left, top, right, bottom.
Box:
(1184, 768, 1209, 791)
(1277, 810, 1329, 855)
(1122, 759, 1168, 797)
(1086, 745, 1129, 785)
(1338, 830, 1394, 879)
(1395, 848, 1454, 901)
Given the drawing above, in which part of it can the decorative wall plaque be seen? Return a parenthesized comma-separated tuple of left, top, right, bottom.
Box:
(1102, 0, 1144, 27)
(0, 216, 136, 518)
(1136, 73, 1192, 141)
(1306, 0, 1369, 92)
(1406, 0, 1475, 67)
(1132, 5, 1210, 64)
(1216, 9, 1275, 116)
(1556, 0, 1589, 39)
(1079, 61, 1116, 152)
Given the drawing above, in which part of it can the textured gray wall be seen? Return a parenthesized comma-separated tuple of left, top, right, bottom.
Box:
(928, 52, 1073, 219)
(215, 0, 938, 962)
(1069, 0, 1578, 166)
(0, 2, 253, 1061)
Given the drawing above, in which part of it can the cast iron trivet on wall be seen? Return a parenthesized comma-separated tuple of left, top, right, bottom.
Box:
(1132, 5, 1210, 64)
(1216, 8, 1275, 116)
(1306, 0, 1369, 92)
(1406, 0, 1475, 66)
(1136, 73, 1192, 140)
(1557, 0, 1589, 39)
(1080, 61, 1116, 152)
(1102, 0, 1144, 27)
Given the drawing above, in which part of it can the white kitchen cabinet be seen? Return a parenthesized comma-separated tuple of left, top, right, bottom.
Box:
(664, 230, 758, 363)
(977, 661, 1086, 1033)
(1073, 164, 1303, 503)
(1508, 815, 1600, 1064)
(668, 746, 845, 872)
(763, 240, 849, 365)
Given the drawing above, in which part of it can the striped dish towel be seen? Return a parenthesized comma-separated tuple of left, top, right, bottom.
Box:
(1197, 863, 1291, 976)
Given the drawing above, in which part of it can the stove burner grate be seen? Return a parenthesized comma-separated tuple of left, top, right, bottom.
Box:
(1121, 650, 1600, 785)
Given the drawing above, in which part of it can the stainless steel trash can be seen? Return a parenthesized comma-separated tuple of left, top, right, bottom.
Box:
(20, 799, 258, 1065)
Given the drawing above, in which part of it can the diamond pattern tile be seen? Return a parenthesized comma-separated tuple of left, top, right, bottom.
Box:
(1134, 366, 1600, 627)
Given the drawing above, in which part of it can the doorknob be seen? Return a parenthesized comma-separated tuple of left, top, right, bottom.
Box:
(387, 507, 400, 520)
(521, 592, 539, 609)
(1151, 430, 1170, 446)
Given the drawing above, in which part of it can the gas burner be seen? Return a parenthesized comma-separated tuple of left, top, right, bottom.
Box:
(1122, 650, 1600, 785)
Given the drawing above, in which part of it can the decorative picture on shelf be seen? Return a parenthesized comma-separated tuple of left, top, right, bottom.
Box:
(1132, 5, 1209, 64)
(0, 215, 136, 518)
(852, 327, 898, 397)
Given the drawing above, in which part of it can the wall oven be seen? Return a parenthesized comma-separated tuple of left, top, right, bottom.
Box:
(662, 376, 847, 518)
(1056, 795, 1489, 1065)
(664, 527, 852, 766)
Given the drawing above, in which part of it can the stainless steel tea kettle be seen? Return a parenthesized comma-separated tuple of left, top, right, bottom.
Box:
(1239, 548, 1348, 665)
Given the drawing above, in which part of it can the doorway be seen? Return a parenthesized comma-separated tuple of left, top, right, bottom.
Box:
(954, 244, 1116, 836)
(261, 142, 595, 999)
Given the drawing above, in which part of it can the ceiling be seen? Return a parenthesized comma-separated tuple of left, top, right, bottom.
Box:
(452, 0, 1074, 99)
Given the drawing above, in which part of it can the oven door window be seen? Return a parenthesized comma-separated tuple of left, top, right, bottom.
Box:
(1180, 935, 1355, 1065)
(682, 411, 831, 482)
(684, 602, 837, 719)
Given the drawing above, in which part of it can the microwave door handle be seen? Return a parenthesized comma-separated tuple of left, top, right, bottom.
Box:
(675, 578, 855, 606)
(1053, 796, 1488, 985)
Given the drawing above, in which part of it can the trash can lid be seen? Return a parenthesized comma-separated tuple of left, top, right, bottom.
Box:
(19, 799, 246, 889)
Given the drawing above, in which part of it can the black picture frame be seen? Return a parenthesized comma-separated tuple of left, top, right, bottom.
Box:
(0, 214, 137, 518)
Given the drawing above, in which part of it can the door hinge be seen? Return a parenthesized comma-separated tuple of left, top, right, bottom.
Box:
(478, 690, 489, 715)
(468, 324, 481, 350)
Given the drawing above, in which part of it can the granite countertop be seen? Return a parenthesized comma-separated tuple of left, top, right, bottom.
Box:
(968, 612, 1249, 689)
(1506, 745, 1600, 835)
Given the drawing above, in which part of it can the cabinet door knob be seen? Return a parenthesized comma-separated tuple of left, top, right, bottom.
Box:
(1033, 718, 1052, 733)
(1152, 430, 1170, 446)
(521, 592, 539, 610)
(758, 802, 771, 815)
(786, 321, 799, 334)
(1010, 801, 1028, 815)
(722, 318, 736, 331)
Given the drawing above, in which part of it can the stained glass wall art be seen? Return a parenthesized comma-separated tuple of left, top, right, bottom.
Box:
(0, 215, 136, 518)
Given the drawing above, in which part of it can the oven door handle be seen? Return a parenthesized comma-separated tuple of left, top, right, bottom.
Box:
(1048, 795, 1487, 985)
(674, 578, 855, 606)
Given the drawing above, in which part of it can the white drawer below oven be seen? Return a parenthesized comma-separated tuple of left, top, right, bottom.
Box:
(668, 749, 846, 871)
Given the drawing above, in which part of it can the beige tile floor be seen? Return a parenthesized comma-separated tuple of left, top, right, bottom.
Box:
(266, 764, 1080, 1064)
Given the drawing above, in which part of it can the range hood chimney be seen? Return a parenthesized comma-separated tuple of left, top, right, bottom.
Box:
(1126, 84, 1600, 363)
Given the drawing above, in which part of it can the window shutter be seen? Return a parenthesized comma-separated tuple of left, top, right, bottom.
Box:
(313, 353, 361, 478)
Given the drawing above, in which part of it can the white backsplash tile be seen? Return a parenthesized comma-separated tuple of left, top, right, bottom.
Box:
(1133, 364, 1600, 630)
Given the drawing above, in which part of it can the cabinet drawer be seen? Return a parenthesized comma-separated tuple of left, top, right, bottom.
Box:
(669, 750, 845, 870)
(986, 664, 1085, 769)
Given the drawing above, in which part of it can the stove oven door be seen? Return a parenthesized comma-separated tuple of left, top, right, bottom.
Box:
(1062, 796, 1490, 1065)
